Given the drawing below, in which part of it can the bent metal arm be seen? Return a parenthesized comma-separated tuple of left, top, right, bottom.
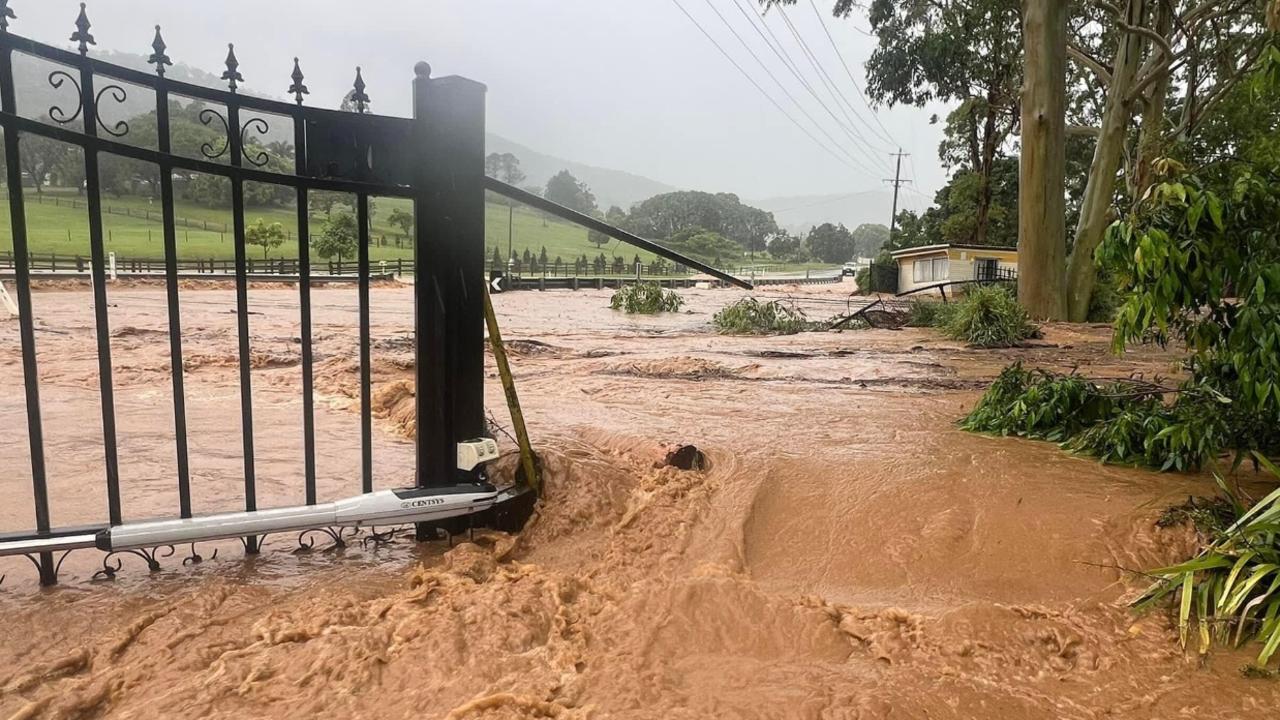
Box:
(482, 177, 754, 290)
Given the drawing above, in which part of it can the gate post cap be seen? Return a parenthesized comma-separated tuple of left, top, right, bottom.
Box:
(414, 61, 432, 78)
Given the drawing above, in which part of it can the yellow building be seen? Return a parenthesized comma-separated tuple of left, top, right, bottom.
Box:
(890, 244, 1019, 294)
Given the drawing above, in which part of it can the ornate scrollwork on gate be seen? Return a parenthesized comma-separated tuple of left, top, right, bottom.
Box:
(198, 106, 230, 160)
(182, 541, 217, 565)
(240, 116, 271, 167)
(47, 69, 83, 124)
(296, 526, 359, 552)
(93, 83, 129, 137)
(93, 544, 176, 580)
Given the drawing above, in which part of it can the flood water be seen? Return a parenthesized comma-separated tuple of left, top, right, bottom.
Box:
(1, 281, 1277, 719)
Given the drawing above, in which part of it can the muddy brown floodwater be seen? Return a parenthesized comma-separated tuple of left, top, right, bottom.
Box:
(1, 281, 1278, 719)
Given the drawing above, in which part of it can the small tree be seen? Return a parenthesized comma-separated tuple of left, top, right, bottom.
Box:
(245, 219, 286, 259)
(490, 246, 503, 271)
(388, 207, 413, 240)
(312, 210, 358, 263)
(538, 246, 548, 269)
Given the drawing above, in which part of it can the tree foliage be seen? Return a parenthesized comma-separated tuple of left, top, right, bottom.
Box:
(1102, 154, 1280, 421)
(849, 223, 890, 259)
(388, 208, 414, 239)
(312, 210, 358, 262)
(767, 231, 808, 263)
(544, 170, 597, 215)
(484, 152, 526, 186)
(245, 219, 286, 259)
(625, 191, 777, 251)
(661, 227, 742, 266)
(804, 222, 856, 263)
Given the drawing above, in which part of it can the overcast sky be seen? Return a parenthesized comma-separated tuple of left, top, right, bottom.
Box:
(12, 0, 947, 203)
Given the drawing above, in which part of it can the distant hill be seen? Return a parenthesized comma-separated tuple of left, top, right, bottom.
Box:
(751, 190, 931, 234)
(484, 134, 678, 212)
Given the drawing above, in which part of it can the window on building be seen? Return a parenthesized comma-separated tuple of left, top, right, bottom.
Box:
(912, 256, 950, 283)
(932, 257, 949, 280)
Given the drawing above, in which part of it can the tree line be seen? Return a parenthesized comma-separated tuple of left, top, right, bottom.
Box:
(486, 151, 889, 268)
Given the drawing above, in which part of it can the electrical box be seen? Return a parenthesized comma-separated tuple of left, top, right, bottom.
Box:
(457, 438, 500, 471)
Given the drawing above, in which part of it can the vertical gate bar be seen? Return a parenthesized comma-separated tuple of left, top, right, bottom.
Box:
(411, 64, 452, 500)
(293, 111, 317, 506)
(357, 193, 372, 494)
(1, 45, 56, 585)
(79, 61, 123, 526)
(228, 103, 258, 550)
(155, 81, 192, 518)
(411, 66, 487, 505)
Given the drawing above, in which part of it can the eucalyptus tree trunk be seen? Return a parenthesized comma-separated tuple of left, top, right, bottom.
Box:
(1064, 0, 1148, 321)
(1132, 3, 1174, 199)
(973, 97, 1000, 246)
(1017, 0, 1068, 320)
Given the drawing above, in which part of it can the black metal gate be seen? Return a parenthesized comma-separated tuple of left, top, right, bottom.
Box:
(0, 2, 747, 586)
(0, 1, 499, 585)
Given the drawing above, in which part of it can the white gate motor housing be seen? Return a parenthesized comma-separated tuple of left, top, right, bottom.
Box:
(95, 439, 532, 552)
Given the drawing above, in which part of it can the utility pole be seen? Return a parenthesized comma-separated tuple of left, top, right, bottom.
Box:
(885, 148, 909, 244)
(507, 205, 514, 265)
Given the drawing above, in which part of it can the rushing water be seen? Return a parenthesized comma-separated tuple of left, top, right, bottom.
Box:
(1, 282, 1277, 718)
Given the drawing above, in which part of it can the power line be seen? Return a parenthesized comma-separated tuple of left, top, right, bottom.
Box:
(693, 0, 885, 178)
(726, 0, 891, 174)
(804, 0, 899, 147)
(774, 6, 894, 164)
(667, 0, 868, 177)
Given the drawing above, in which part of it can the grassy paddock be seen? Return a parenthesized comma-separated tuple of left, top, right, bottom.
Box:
(0, 188, 668, 265)
(0, 187, 839, 276)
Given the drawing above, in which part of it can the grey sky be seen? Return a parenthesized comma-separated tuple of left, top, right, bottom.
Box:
(12, 0, 947, 204)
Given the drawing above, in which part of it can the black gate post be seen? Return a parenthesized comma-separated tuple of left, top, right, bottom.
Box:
(412, 62, 487, 511)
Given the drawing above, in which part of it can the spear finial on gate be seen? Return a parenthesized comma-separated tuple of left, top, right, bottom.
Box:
(289, 57, 309, 105)
(350, 66, 370, 113)
(0, 0, 16, 33)
(222, 43, 244, 92)
(148, 25, 172, 76)
(70, 2, 94, 55)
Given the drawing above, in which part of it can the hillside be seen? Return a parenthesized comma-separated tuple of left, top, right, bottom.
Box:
(484, 134, 678, 211)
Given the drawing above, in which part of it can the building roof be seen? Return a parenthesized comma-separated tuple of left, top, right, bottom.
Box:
(889, 243, 1019, 260)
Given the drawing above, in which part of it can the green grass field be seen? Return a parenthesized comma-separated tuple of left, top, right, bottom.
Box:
(0, 186, 836, 276)
(0, 188, 673, 266)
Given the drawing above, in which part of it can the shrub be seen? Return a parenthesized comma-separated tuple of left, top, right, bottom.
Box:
(959, 363, 1113, 442)
(906, 298, 954, 328)
(941, 285, 1040, 348)
(1135, 455, 1280, 668)
(713, 298, 816, 335)
(609, 283, 683, 314)
(962, 363, 1255, 471)
(1086, 269, 1122, 323)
